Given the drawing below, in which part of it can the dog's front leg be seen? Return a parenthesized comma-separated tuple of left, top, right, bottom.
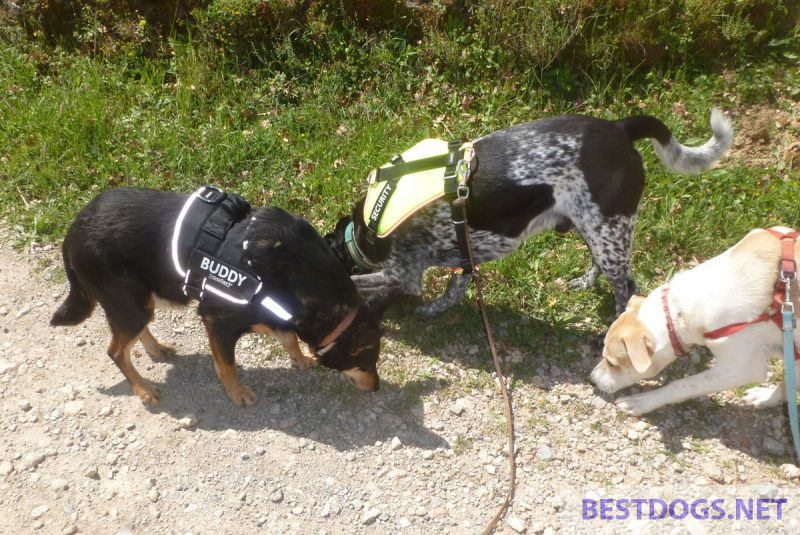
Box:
(202, 316, 257, 406)
(415, 271, 472, 317)
(616, 350, 768, 416)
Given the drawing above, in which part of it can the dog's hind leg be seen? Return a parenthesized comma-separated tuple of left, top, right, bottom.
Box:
(202, 316, 256, 406)
(108, 325, 161, 404)
(743, 361, 800, 409)
(576, 215, 638, 315)
(415, 271, 473, 317)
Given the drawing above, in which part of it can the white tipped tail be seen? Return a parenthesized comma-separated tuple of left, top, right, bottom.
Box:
(651, 108, 733, 174)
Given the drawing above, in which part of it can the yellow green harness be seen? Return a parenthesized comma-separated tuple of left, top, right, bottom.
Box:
(350, 138, 476, 272)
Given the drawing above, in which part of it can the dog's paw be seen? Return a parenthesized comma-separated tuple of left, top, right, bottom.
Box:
(743, 386, 783, 408)
(615, 393, 659, 416)
(568, 274, 595, 291)
(226, 383, 257, 406)
(132, 381, 160, 405)
(146, 343, 176, 361)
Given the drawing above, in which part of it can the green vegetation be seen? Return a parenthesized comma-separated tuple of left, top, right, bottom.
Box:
(1, 1, 799, 365)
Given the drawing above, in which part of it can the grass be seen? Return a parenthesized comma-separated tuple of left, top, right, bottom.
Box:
(1, 15, 800, 354)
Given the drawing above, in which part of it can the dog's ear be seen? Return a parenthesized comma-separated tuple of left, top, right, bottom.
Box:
(623, 331, 654, 373)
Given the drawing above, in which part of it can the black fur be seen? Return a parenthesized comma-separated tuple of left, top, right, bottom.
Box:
(52, 188, 387, 404)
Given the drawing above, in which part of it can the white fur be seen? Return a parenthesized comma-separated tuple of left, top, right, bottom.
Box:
(590, 229, 800, 416)
(651, 108, 734, 174)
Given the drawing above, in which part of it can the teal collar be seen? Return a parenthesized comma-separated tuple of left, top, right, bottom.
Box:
(345, 221, 382, 273)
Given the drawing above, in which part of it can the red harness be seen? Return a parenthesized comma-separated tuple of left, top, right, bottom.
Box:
(662, 227, 799, 359)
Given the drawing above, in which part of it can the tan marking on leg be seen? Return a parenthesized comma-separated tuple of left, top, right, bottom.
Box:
(202, 317, 256, 406)
(109, 331, 160, 404)
(139, 327, 176, 360)
(252, 324, 317, 370)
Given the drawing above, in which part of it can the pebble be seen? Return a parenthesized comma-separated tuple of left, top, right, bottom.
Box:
(22, 451, 46, 469)
(279, 417, 298, 429)
(63, 401, 84, 416)
(269, 490, 283, 503)
(148, 489, 159, 503)
(507, 516, 526, 533)
(319, 503, 331, 518)
(83, 467, 98, 479)
(99, 406, 112, 417)
(63, 526, 78, 535)
(421, 450, 434, 460)
(390, 437, 402, 451)
(780, 463, 800, 479)
(0, 461, 13, 475)
(536, 445, 555, 461)
(398, 517, 411, 528)
(18, 400, 32, 411)
(756, 482, 779, 499)
(50, 478, 69, 491)
(15, 303, 32, 318)
(0, 359, 18, 375)
(31, 504, 49, 519)
(362, 507, 381, 525)
(485, 464, 497, 475)
(591, 396, 607, 409)
(449, 399, 465, 416)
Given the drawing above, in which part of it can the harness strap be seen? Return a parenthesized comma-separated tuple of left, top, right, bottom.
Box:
(703, 227, 800, 360)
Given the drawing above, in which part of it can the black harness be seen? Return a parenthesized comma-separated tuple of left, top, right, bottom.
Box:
(171, 186, 293, 321)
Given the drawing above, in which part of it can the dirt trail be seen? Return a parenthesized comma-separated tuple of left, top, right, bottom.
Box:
(1, 233, 799, 535)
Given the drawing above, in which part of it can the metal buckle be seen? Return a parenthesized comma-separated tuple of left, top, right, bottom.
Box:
(198, 185, 226, 204)
(457, 184, 470, 199)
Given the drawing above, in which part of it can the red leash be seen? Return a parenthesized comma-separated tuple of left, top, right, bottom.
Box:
(663, 227, 800, 359)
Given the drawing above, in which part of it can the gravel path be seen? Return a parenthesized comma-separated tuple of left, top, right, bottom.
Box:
(1, 230, 799, 535)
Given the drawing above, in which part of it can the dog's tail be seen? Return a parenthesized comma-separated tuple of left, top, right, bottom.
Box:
(618, 107, 733, 174)
(50, 253, 95, 326)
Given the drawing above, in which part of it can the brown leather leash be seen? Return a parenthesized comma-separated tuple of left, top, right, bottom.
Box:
(452, 195, 517, 534)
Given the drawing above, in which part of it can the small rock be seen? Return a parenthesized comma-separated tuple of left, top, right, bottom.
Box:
(31, 505, 49, 519)
(0, 359, 18, 375)
(50, 478, 69, 491)
(485, 465, 497, 475)
(83, 467, 98, 479)
(625, 469, 644, 485)
(398, 517, 411, 528)
(15, 303, 32, 318)
(756, 482, 779, 500)
(63, 401, 84, 416)
(220, 429, 237, 439)
(362, 508, 381, 525)
(18, 400, 32, 411)
(591, 396, 607, 410)
(63, 526, 78, 535)
(269, 490, 283, 503)
(390, 437, 402, 451)
(148, 489, 159, 503)
(291, 506, 303, 515)
(449, 399, 465, 416)
(99, 406, 112, 417)
(22, 452, 46, 469)
(421, 450, 434, 460)
(178, 416, 197, 429)
(536, 445, 554, 461)
(279, 417, 298, 429)
(388, 469, 406, 479)
(319, 503, 331, 518)
(0, 461, 13, 476)
(781, 463, 800, 479)
(507, 516, 527, 533)
(126, 422, 135, 431)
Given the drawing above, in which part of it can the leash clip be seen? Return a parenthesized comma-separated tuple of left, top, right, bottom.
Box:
(457, 184, 470, 199)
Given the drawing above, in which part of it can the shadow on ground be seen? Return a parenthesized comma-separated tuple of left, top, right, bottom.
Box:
(99, 351, 446, 452)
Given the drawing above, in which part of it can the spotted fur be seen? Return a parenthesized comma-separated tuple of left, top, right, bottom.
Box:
(326, 109, 733, 316)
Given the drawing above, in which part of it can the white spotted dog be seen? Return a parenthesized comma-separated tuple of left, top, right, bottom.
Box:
(591, 228, 800, 416)
(326, 109, 733, 317)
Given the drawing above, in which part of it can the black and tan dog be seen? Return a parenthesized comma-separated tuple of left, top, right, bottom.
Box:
(51, 187, 387, 406)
